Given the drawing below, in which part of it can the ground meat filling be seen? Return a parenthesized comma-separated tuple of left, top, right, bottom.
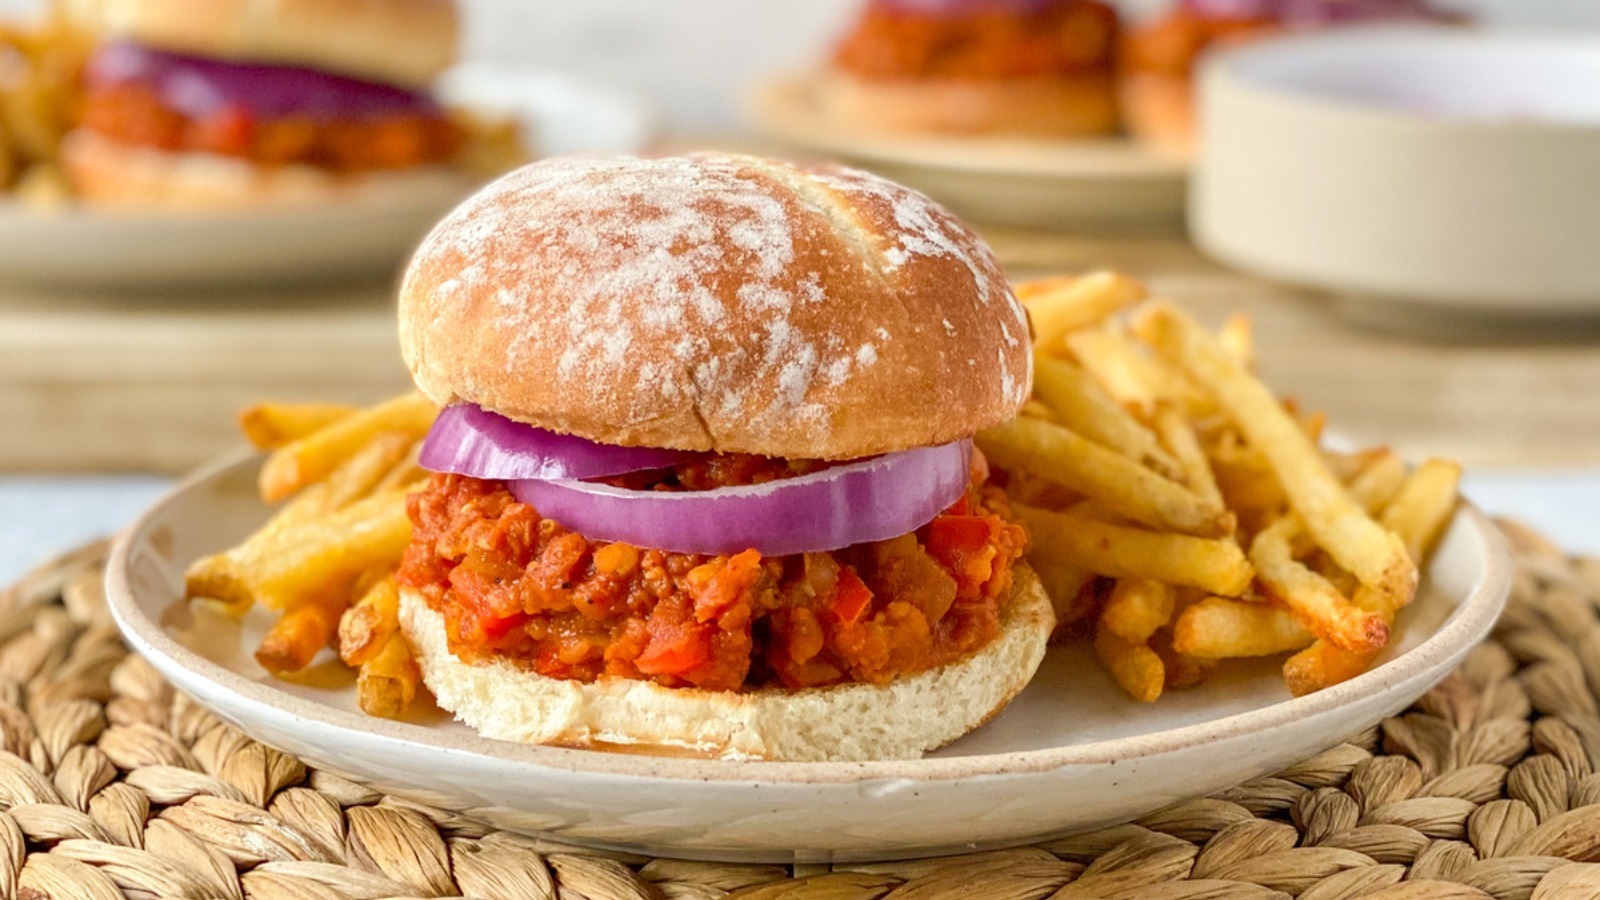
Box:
(397, 451, 1027, 692)
(832, 0, 1118, 81)
(80, 83, 464, 172)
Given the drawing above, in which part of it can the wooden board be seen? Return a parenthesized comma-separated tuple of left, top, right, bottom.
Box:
(2, 230, 1598, 474)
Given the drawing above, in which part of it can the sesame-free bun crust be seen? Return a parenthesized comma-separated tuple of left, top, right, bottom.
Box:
(62, 130, 469, 210)
(399, 152, 1033, 459)
(815, 71, 1119, 137)
(400, 564, 1053, 762)
(93, 0, 458, 87)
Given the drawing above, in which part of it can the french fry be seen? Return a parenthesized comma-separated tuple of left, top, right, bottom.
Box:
(187, 434, 417, 615)
(979, 417, 1230, 538)
(1031, 556, 1099, 629)
(255, 592, 347, 675)
(186, 489, 413, 611)
(359, 633, 423, 719)
(1283, 461, 1463, 696)
(258, 392, 436, 502)
(1032, 352, 1181, 478)
(1016, 271, 1146, 351)
(1136, 303, 1417, 609)
(1100, 579, 1176, 643)
(1020, 399, 1060, 422)
(1155, 406, 1223, 510)
(1095, 623, 1164, 703)
(1068, 322, 1211, 417)
(1151, 629, 1218, 690)
(1381, 459, 1462, 564)
(339, 576, 401, 667)
(1018, 505, 1254, 596)
(1347, 451, 1408, 515)
(1250, 516, 1388, 652)
(1218, 314, 1254, 369)
(239, 403, 358, 450)
(1173, 596, 1313, 658)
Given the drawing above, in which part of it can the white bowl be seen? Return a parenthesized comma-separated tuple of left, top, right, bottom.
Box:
(105, 449, 1510, 862)
(1191, 27, 1600, 321)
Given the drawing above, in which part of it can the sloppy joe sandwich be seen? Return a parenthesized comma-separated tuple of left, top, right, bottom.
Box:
(64, 0, 466, 207)
(1121, 0, 1452, 156)
(393, 152, 1053, 762)
(822, 0, 1120, 137)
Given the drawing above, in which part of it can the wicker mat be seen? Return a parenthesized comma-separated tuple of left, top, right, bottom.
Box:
(3, 521, 1600, 900)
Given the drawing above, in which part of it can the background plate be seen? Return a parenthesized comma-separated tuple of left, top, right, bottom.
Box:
(748, 74, 1188, 232)
(107, 451, 1509, 862)
(0, 66, 656, 291)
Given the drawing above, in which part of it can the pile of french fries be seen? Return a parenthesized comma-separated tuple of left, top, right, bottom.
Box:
(0, 5, 91, 205)
(983, 273, 1461, 700)
(185, 394, 438, 718)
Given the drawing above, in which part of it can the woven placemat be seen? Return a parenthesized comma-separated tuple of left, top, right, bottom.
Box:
(3, 521, 1600, 899)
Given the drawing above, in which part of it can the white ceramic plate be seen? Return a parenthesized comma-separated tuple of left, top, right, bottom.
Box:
(748, 74, 1187, 232)
(107, 450, 1510, 863)
(0, 65, 656, 291)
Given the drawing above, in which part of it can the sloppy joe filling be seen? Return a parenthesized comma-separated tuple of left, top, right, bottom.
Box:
(1121, 8, 1275, 78)
(832, 0, 1118, 81)
(397, 450, 1027, 692)
(79, 83, 463, 172)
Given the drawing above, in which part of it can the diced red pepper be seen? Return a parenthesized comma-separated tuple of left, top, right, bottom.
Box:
(828, 566, 874, 625)
(635, 625, 713, 677)
(191, 103, 255, 157)
(926, 515, 1000, 593)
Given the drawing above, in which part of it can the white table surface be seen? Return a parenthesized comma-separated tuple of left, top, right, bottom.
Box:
(3, 471, 1597, 586)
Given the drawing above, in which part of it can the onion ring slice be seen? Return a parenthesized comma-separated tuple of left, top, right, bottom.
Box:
(509, 440, 973, 557)
(420, 404, 693, 481)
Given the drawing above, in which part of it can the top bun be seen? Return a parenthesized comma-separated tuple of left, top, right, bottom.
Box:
(399, 152, 1032, 460)
(93, 0, 459, 87)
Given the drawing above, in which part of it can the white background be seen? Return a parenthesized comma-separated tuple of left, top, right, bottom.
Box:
(5, 0, 1598, 128)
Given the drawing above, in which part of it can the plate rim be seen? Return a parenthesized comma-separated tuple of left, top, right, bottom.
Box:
(746, 72, 1190, 182)
(106, 447, 1511, 786)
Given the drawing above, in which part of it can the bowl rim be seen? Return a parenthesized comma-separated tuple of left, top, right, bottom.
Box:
(106, 447, 1512, 786)
(1202, 24, 1600, 133)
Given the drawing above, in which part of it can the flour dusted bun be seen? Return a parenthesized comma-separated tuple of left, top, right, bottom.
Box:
(399, 152, 1033, 460)
(401, 565, 1053, 762)
(92, 0, 458, 87)
(814, 71, 1119, 137)
(63, 131, 469, 210)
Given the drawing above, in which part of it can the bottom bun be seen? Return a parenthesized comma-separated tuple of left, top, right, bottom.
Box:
(401, 563, 1055, 762)
(814, 72, 1118, 138)
(1118, 72, 1196, 160)
(62, 130, 470, 211)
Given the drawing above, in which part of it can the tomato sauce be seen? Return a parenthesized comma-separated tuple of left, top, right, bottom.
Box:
(79, 83, 463, 172)
(832, 0, 1118, 81)
(397, 451, 1027, 692)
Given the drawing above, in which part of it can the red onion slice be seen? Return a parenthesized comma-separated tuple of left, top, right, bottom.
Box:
(85, 41, 443, 123)
(510, 440, 973, 557)
(420, 404, 692, 481)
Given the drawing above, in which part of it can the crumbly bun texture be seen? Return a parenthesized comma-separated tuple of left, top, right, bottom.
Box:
(1118, 71, 1197, 159)
(400, 564, 1053, 762)
(62, 130, 468, 210)
(92, 0, 458, 87)
(400, 152, 1032, 459)
(815, 72, 1119, 137)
